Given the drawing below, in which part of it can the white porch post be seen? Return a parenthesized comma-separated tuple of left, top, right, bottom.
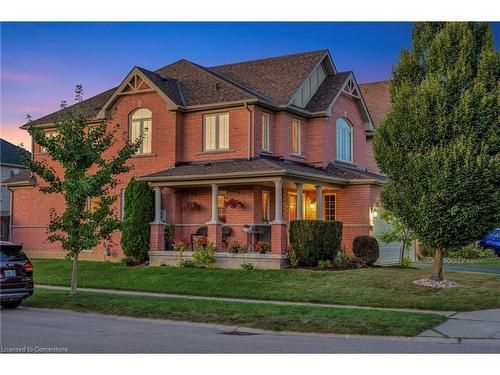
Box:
(153, 186, 162, 223)
(208, 183, 219, 224)
(295, 182, 304, 220)
(315, 185, 323, 220)
(273, 178, 285, 223)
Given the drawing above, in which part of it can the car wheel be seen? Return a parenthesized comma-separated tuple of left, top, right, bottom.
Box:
(1, 300, 22, 309)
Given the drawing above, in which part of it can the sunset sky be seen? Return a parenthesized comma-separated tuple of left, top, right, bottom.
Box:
(2, 22, 499, 151)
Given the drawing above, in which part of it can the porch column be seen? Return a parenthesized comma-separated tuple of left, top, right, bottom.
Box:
(150, 186, 165, 252)
(273, 178, 285, 224)
(153, 186, 162, 223)
(208, 183, 219, 224)
(207, 183, 222, 251)
(315, 185, 323, 220)
(295, 182, 304, 220)
(271, 178, 287, 254)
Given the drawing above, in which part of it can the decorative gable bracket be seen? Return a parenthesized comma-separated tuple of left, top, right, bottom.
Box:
(96, 67, 179, 119)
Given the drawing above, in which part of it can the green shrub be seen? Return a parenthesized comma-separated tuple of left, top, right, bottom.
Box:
(334, 251, 351, 269)
(401, 256, 412, 268)
(317, 259, 332, 270)
(353, 236, 379, 265)
(287, 246, 299, 268)
(240, 263, 254, 270)
(289, 220, 343, 267)
(228, 241, 247, 254)
(120, 256, 136, 267)
(120, 178, 154, 263)
(179, 259, 196, 268)
(193, 237, 216, 268)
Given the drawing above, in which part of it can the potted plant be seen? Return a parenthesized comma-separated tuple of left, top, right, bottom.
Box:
(255, 241, 271, 254)
(242, 224, 251, 233)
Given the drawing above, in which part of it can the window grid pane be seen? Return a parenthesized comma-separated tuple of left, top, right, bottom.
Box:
(219, 114, 229, 149)
(292, 120, 300, 154)
(336, 119, 352, 162)
(262, 114, 269, 150)
(324, 195, 336, 221)
(204, 115, 217, 150)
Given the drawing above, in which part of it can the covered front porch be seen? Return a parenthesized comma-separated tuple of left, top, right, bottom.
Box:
(141, 157, 383, 268)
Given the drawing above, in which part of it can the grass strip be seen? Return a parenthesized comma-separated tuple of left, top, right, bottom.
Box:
(23, 288, 446, 337)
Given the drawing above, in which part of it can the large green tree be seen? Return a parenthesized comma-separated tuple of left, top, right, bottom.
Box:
(26, 85, 141, 295)
(374, 22, 500, 281)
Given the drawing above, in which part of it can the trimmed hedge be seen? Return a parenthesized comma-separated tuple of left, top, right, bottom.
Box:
(353, 235, 379, 265)
(289, 220, 343, 266)
(120, 178, 154, 262)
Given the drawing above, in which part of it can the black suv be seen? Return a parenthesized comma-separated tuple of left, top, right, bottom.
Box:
(0, 241, 34, 309)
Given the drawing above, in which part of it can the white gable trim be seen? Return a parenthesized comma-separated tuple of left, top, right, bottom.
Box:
(96, 67, 179, 119)
(326, 73, 374, 132)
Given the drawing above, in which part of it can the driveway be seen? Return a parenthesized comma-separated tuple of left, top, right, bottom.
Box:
(1, 307, 499, 353)
(413, 262, 500, 275)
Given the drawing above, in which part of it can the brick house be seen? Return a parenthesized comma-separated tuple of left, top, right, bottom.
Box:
(3, 50, 386, 268)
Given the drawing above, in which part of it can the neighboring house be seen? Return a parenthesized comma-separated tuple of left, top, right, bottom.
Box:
(3, 50, 386, 268)
(359, 80, 390, 175)
(0, 139, 30, 241)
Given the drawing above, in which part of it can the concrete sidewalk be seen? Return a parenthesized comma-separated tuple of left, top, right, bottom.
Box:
(420, 309, 500, 339)
(37, 284, 455, 316)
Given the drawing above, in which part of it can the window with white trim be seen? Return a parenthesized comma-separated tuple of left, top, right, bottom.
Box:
(336, 118, 353, 163)
(324, 194, 336, 221)
(40, 130, 58, 153)
(130, 108, 152, 154)
(204, 113, 229, 151)
(292, 119, 301, 155)
(261, 113, 270, 151)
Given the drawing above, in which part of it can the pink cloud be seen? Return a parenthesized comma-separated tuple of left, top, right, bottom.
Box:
(0, 123, 32, 152)
(1, 68, 53, 83)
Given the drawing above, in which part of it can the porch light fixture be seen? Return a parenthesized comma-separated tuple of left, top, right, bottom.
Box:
(309, 198, 316, 209)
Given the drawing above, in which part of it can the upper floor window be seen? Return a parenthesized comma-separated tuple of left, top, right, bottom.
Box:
(130, 108, 152, 154)
(204, 113, 229, 151)
(336, 118, 353, 163)
(262, 113, 270, 151)
(292, 119, 301, 155)
(40, 130, 58, 153)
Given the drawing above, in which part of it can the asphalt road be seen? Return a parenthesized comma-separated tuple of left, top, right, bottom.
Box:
(413, 262, 500, 274)
(1, 307, 500, 353)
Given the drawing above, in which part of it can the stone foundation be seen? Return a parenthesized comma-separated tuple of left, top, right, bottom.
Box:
(149, 251, 289, 269)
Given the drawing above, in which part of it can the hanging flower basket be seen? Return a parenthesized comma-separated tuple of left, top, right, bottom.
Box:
(183, 201, 201, 211)
(224, 198, 244, 209)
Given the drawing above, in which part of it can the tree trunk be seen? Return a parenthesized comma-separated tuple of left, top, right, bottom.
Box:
(431, 248, 443, 281)
(69, 252, 79, 296)
(400, 242, 406, 265)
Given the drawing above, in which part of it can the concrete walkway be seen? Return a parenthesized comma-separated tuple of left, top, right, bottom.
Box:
(420, 309, 500, 339)
(38, 284, 455, 316)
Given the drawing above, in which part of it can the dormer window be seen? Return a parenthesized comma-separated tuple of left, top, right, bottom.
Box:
(130, 108, 152, 154)
(336, 118, 353, 163)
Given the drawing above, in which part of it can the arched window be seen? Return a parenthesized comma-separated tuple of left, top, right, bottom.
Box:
(336, 118, 353, 163)
(130, 108, 152, 154)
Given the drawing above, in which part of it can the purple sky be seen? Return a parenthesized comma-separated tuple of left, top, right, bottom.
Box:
(1, 22, 499, 151)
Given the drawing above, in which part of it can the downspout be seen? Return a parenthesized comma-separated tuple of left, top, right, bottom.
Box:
(244, 102, 252, 160)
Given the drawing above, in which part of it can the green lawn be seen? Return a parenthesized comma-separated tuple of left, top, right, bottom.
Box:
(23, 288, 445, 337)
(32, 259, 500, 311)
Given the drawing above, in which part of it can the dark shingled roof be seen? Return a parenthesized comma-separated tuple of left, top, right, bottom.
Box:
(359, 81, 391, 127)
(210, 50, 328, 105)
(0, 139, 30, 166)
(305, 72, 351, 112)
(1, 169, 34, 185)
(26, 50, 355, 127)
(141, 156, 384, 183)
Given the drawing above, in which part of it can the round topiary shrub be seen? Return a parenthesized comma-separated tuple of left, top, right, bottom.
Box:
(352, 235, 379, 265)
